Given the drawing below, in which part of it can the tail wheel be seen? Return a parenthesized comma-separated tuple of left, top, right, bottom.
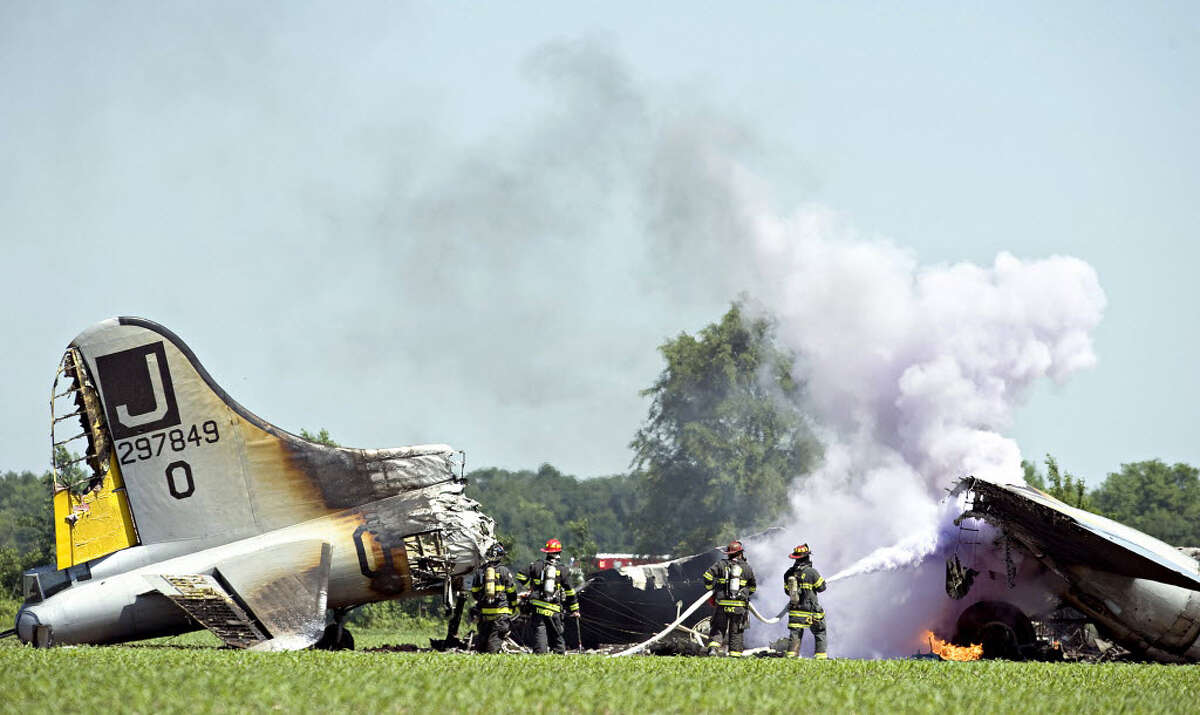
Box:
(314, 623, 355, 651)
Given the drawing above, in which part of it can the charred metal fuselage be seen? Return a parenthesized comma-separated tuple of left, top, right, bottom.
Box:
(953, 476, 1200, 663)
(18, 482, 486, 648)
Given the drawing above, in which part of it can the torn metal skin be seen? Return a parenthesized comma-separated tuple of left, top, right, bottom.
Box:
(948, 475, 1200, 663)
(16, 316, 497, 650)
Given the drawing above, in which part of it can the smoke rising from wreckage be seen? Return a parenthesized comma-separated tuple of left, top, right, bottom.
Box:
(570, 477, 1200, 664)
(10, 317, 1200, 667)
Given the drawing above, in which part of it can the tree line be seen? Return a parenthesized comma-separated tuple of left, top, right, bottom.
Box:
(0, 470, 54, 600)
(4, 301, 1200, 604)
(1024, 455, 1200, 547)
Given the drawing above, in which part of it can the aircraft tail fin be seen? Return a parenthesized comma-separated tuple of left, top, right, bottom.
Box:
(53, 317, 463, 561)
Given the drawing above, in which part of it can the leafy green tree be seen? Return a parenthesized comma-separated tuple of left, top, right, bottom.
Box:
(1045, 455, 1089, 510)
(52, 444, 92, 496)
(1091, 460, 1200, 545)
(300, 428, 339, 447)
(630, 301, 819, 554)
(0, 546, 54, 600)
(0, 468, 56, 599)
(1022, 459, 1045, 490)
(0, 469, 54, 556)
(0, 546, 26, 599)
(1022, 454, 1089, 509)
(566, 517, 598, 574)
(466, 464, 638, 568)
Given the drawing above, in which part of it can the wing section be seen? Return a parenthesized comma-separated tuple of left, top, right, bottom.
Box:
(148, 540, 332, 651)
(957, 476, 1200, 591)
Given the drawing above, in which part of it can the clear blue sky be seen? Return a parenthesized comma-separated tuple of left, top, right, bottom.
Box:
(2, 2, 1197, 484)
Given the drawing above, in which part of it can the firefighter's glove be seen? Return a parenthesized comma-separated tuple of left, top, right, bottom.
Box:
(568, 611, 581, 619)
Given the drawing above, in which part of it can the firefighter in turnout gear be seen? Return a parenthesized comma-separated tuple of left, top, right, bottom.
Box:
(703, 540, 757, 657)
(469, 543, 518, 653)
(783, 543, 828, 658)
(515, 538, 580, 654)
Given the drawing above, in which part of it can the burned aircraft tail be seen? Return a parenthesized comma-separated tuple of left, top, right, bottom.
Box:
(51, 317, 466, 568)
(26, 315, 495, 650)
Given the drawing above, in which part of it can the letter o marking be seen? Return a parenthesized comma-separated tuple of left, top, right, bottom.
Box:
(165, 461, 195, 499)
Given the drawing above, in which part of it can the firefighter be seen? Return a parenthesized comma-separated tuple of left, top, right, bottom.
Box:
(515, 538, 580, 654)
(468, 543, 518, 653)
(783, 543, 828, 659)
(703, 540, 757, 657)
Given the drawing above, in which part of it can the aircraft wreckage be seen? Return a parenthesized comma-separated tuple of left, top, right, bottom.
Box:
(563, 479, 1200, 662)
(7, 317, 497, 650)
(945, 475, 1200, 663)
(9, 317, 1198, 662)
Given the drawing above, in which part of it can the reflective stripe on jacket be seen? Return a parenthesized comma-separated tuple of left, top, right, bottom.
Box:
(703, 557, 757, 614)
(783, 562, 825, 625)
(516, 558, 581, 614)
(469, 563, 518, 620)
(786, 609, 825, 629)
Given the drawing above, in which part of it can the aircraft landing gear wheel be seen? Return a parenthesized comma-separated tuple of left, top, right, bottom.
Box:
(953, 600, 1034, 660)
(314, 607, 356, 651)
(315, 623, 355, 651)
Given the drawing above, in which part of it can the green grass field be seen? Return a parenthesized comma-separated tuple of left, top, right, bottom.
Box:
(3, 625, 1198, 715)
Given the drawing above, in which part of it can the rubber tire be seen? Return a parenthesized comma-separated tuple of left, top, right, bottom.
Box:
(314, 624, 356, 651)
(953, 600, 1034, 660)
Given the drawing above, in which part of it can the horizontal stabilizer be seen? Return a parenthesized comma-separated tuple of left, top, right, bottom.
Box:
(148, 574, 267, 648)
(216, 540, 332, 651)
(149, 540, 331, 651)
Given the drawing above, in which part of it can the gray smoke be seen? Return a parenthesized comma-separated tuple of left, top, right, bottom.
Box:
(475, 40, 1111, 655)
(734, 209, 1106, 655)
(297, 37, 792, 470)
(0, 17, 755, 474)
(331, 39, 1110, 659)
(623, 100, 1105, 657)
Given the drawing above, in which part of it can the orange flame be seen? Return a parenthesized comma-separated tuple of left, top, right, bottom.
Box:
(923, 631, 983, 661)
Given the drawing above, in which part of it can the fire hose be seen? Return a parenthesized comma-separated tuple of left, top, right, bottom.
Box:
(610, 570, 857, 656)
(749, 602, 782, 624)
(610, 594, 783, 657)
(609, 591, 712, 657)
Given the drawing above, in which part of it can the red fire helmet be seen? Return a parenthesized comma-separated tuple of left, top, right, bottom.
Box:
(789, 544, 811, 559)
(541, 538, 563, 553)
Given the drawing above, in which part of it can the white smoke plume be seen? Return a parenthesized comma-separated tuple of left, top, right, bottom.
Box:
(710, 186, 1108, 655)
